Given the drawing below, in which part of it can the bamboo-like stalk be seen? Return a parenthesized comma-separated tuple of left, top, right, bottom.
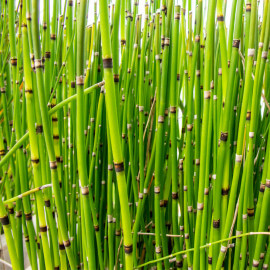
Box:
(99, 0, 133, 268)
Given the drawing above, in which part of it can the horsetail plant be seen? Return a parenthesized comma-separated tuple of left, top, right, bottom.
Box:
(0, 0, 269, 269)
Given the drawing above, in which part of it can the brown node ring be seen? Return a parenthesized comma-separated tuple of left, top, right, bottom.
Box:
(25, 212, 32, 221)
(103, 58, 113, 69)
(170, 106, 177, 114)
(114, 74, 119, 82)
(221, 187, 229, 195)
(233, 39, 240, 48)
(63, 240, 71, 247)
(50, 161, 57, 170)
(70, 81, 76, 88)
(124, 244, 133, 254)
(31, 158, 40, 164)
(247, 208, 254, 217)
(44, 200, 51, 207)
(0, 215, 9, 226)
(40, 226, 48, 232)
(114, 162, 124, 173)
(45, 51, 51, 59)
(8, 208, 14, 214)
(11, 58, 18, 66)
(25, 89, 33, 94)
(36, 125, 43, 133)
(220, 132, 228, 142)
(213, 219, 220, 228)
(217, 15, 224, 21)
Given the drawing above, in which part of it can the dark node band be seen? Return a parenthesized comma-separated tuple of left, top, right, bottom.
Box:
(213, 219, 220, 228)
(94, 225, 99, 232)
(0, 150, 5, 156)
(220, 132, 228, 142)
(114, 162, 124, 172)
(59, 243, 65, 250)
(233, 39, 240, 48)
(31, 158, 40, 164)
(45, 51, 51, 59)
(44, 200, 51, 207)
(114, 74, 119, 82)
(36, 125, 43, 133)
(71, 81, 76, 88)
(40, 226, 47, 232)
(176, 260, 183, 268)
(124, 245, 133, 254)
(54, 267, 60, 270)
(8, 208, 14, 214)
(0, 215, 9, 225)
(217, 15, 224, 21)
(208, 257, 212, 264)
(25, 236, 30, 242)
(247, 208, 254, 217)
(50, 34, 56, 40)
(11, 58, 17, 66)
(172, 192, 178, 199)
(103, 58, 113, 69)
(260, 184, 265, 192)
(25, 212, 32, 221)
(25, 89, 33, 94)
(170, 106, 177, 113)
(221, 187, 229, 195)
(53, 135, 60, 140)
(64, 240, 71, 247)
(246, 111, 251, 120)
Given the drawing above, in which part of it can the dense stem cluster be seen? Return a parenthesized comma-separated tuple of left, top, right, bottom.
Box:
(0, 0, 269, 269)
